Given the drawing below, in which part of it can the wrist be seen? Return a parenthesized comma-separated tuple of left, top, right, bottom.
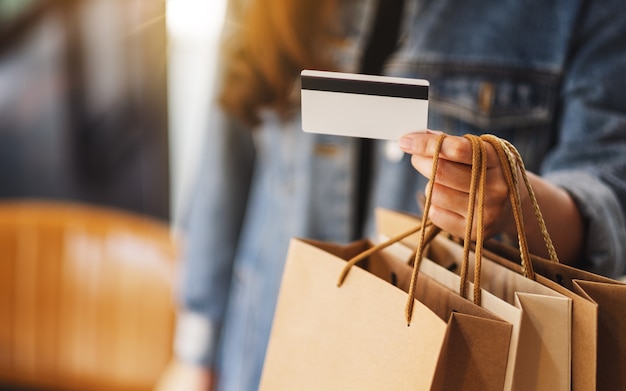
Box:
(514, 172, 586, 265)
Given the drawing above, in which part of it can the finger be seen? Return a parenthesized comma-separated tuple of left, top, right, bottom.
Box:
(428, 181, 472, 218)
(425, 173, 512, 239)
(400, 132, 502, 167)
(412, 155, 473, 193)
(412, 155, 507, 197)
(399, 132, 473, 164)
(426, 202, 471, 238)
(427, 183, 486, 241)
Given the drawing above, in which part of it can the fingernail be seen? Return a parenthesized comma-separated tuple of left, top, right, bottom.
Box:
(426, 129, 443, 135)
(398, 136, 414, 151)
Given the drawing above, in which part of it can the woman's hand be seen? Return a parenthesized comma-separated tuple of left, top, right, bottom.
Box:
(398, 130, 586, 266)
(398, 130, 515, 240)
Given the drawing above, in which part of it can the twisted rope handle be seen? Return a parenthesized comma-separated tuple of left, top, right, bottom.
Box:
(404, 134, 488, 320)
(407, 224, 442, 268)
(338, 133, 560, 326)
(459, 134, 487, 305)
(479, 135, 535, 280)
(336, 221, 433, 286)
(404, 134, 447, 324)
(496, 137, 559, 264)
(480, 135, 560, 281)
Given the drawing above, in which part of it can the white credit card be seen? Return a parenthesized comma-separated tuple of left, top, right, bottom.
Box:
(301, 70, 429, 141)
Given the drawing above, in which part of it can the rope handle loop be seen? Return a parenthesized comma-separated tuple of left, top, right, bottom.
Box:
(404, 134, 487, 318)
(479, 135, 534, 280)
(336, 220, 433, 287)
(459, 134, 487, 305)
(480, 135, 560, 280)
(484, 136, 559, 264)
(337, 133, 559, 326)
(403, 134, 447, 324)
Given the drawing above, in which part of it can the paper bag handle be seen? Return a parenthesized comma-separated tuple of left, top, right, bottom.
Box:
(480, 135, 559, 266)
(455, 135, 561, 303)
(337, 135, 463, 325)
(336, 220, 433, 286)
(336, 135, 446, 326)
(407, 134, 560, 321)
(339, 133, 560, 325)
(400, 134, 489, 321)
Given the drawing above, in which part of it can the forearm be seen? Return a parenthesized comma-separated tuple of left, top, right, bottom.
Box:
(507, 171, 586, 267)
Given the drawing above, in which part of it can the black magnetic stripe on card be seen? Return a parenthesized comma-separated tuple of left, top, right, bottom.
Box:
(301, 75, 429, 100)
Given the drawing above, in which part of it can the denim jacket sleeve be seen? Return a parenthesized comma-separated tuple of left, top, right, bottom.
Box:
(173, 106, 256, 367)
(542, 0, 626, 278)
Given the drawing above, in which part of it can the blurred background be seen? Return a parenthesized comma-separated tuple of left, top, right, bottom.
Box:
(0, 0, 226, 389)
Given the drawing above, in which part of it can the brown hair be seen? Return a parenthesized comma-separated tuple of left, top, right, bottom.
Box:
(218, 0, 339, 127)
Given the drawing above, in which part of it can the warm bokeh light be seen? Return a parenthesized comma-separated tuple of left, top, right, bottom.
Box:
(166, 0, 226, 40)
(166, 0, 227, 225)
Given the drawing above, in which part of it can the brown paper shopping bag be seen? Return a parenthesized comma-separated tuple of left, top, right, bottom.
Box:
(377, 208, 572, 391)
(469, 132, 626, 390)
(484, 238, 626, 391)
(374, 238, 513, 391)
(426, 233, 571, 391)
(259, 235, 511, 391)
(374, 133, 573, 390)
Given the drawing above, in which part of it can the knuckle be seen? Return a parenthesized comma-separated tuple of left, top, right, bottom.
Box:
(444, 137, 473, 162)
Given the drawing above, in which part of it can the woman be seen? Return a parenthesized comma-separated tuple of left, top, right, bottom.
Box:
(160, 0, 626, 389)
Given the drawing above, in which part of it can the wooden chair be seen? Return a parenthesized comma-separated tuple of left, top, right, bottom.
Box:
(0, 201, 178, 391)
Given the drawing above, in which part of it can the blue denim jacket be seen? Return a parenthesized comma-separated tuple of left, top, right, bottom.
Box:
(175, 1, 626, 390)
